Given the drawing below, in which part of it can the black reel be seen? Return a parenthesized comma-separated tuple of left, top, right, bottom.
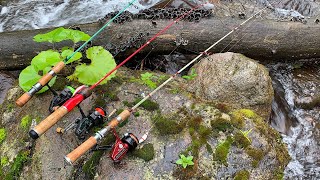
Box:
(48, 86, 75, 113)
(75, 107, 107, 140)
(121, 133, 138, 151)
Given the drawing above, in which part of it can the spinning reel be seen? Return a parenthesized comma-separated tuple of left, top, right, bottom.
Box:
(94, 129, 139, 162)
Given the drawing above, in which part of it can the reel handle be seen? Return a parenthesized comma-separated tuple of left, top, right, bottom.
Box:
(16, 61, 65, 107)
(29, 106, 68, 139)
(65, 136, 98, 165)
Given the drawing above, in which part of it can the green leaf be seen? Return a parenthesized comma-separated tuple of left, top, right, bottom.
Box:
(19, 66, 56, 93)
(33, 27, 90, 43)
(68, 46, 116, 85)
(30, 50, 61, 71)
(176, 159, 183, 165)
(182, 163, 188, 168)
(62, 49, 82, 64)
(186, 155, 193, 161)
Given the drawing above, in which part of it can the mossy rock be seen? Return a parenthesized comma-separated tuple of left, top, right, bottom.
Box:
(152, 113, 185, 135)
(211, 117, 233, 132)
(132, 143, 155, 161)
(5, 150, 30, 180)
(125, 98, 159, 111)
(234, 170, 250, 180)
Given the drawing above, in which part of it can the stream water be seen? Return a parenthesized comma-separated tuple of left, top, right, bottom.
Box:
(0, 0, 319, 179)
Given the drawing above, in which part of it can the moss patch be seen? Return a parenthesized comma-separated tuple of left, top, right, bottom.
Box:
(211, 117, 233, 132)
(0, 128, 7, 144)
(152, 113, 186, 135)
(1, 156, 9, 166)
(213, 136, 233, 165)
(132, 143, 154, 161)
(233, 131, 251, 149)
(5, 150, 30, 180)
(234, 170, 250, 180)
(20, 115, 32, 130)
(245, 146, 265, 167)
(125, 98, 159, 111)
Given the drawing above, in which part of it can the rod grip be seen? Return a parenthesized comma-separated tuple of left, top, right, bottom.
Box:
(16, 62, 66, 107)
(16, 92, 32, 107)
(39, 62, 65, 86)
(29, 106, 68, 139)
(65, 136, 98, 164)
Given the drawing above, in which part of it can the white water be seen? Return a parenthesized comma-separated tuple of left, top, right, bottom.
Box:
(0, 0, 160, 32)
(270, 63, 320, 179)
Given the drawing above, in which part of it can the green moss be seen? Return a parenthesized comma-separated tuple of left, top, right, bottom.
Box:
(133, 111, 140, 117)
(6, 103, 14, 112)
(20, 115, 32, 130)
(213, 136, 233, 165)
(1, 157, 9, 166)
(234, 170, 250, 180)
(132, 143, 154, 161)
(134, 98, 159, 111)
(274, 144, 291, 169)
(238, 109, 256, 118)
(189, 127, 195, 136)
(0, 128, 6, 144)
(233, 131, 251, 149)
(82, 134, 115, 179)
(211, 117, 233, 132)
(273, 168, 284, 180)
(188, 116, 202, 130)
(245, 146, 264, 167)
(5, 150, 30, 180)
(152, 113, 185, 135)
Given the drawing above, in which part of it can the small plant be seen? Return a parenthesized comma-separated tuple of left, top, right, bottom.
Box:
(182, 68, 197, 80)
(140, 72, 157, 89)
(176, 154, 194, 168)
(20, 115, 32, 130)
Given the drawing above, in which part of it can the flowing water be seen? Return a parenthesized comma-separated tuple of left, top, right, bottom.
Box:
(0, 0, 319, 179)
(269, 61, 320, 179)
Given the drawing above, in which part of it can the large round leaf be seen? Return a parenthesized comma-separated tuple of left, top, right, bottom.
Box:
(19, 66, 56, 93)
(68, 46, 116, 85)
(30, 50, 61, 71)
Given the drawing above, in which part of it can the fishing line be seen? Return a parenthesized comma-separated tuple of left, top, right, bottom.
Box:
(90, 4, 205, 90)
(15, 0, 138, 107)
(28, 4, 205, 140)
(65, 2, 276, 165)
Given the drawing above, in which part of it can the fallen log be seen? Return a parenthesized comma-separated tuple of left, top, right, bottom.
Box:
(1, 17, 320, 70)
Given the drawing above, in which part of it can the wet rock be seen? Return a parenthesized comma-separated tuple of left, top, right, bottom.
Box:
(188, 52, 274, 119)
(0, 66, 287, 179)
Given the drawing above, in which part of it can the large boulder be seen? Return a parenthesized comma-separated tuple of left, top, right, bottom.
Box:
(188, 52, 274, 119)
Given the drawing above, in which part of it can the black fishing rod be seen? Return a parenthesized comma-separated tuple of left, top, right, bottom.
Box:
(15, 0, 138, 107)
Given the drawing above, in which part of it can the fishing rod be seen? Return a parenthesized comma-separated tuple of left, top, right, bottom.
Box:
(28, 4, 204, 140)
(15, 0, 138, 107)
(64, 6, 269, 165)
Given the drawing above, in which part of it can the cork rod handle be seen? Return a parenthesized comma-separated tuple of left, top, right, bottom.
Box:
(16, 62, 66, 107)
(29, 106, 68, 139)
(65, 137, 98, 164)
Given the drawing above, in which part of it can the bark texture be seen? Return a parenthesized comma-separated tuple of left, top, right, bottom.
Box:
(1, 17, 320, 70)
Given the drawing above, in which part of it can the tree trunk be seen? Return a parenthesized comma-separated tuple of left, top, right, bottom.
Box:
(1, 17, 320, 70)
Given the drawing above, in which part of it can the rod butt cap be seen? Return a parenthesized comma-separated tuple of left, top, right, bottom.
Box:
(29, 130, 39, 139)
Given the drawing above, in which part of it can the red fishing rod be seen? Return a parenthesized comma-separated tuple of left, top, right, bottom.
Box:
(28, 4, 204, 140)
(64, 5, 267, 165)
